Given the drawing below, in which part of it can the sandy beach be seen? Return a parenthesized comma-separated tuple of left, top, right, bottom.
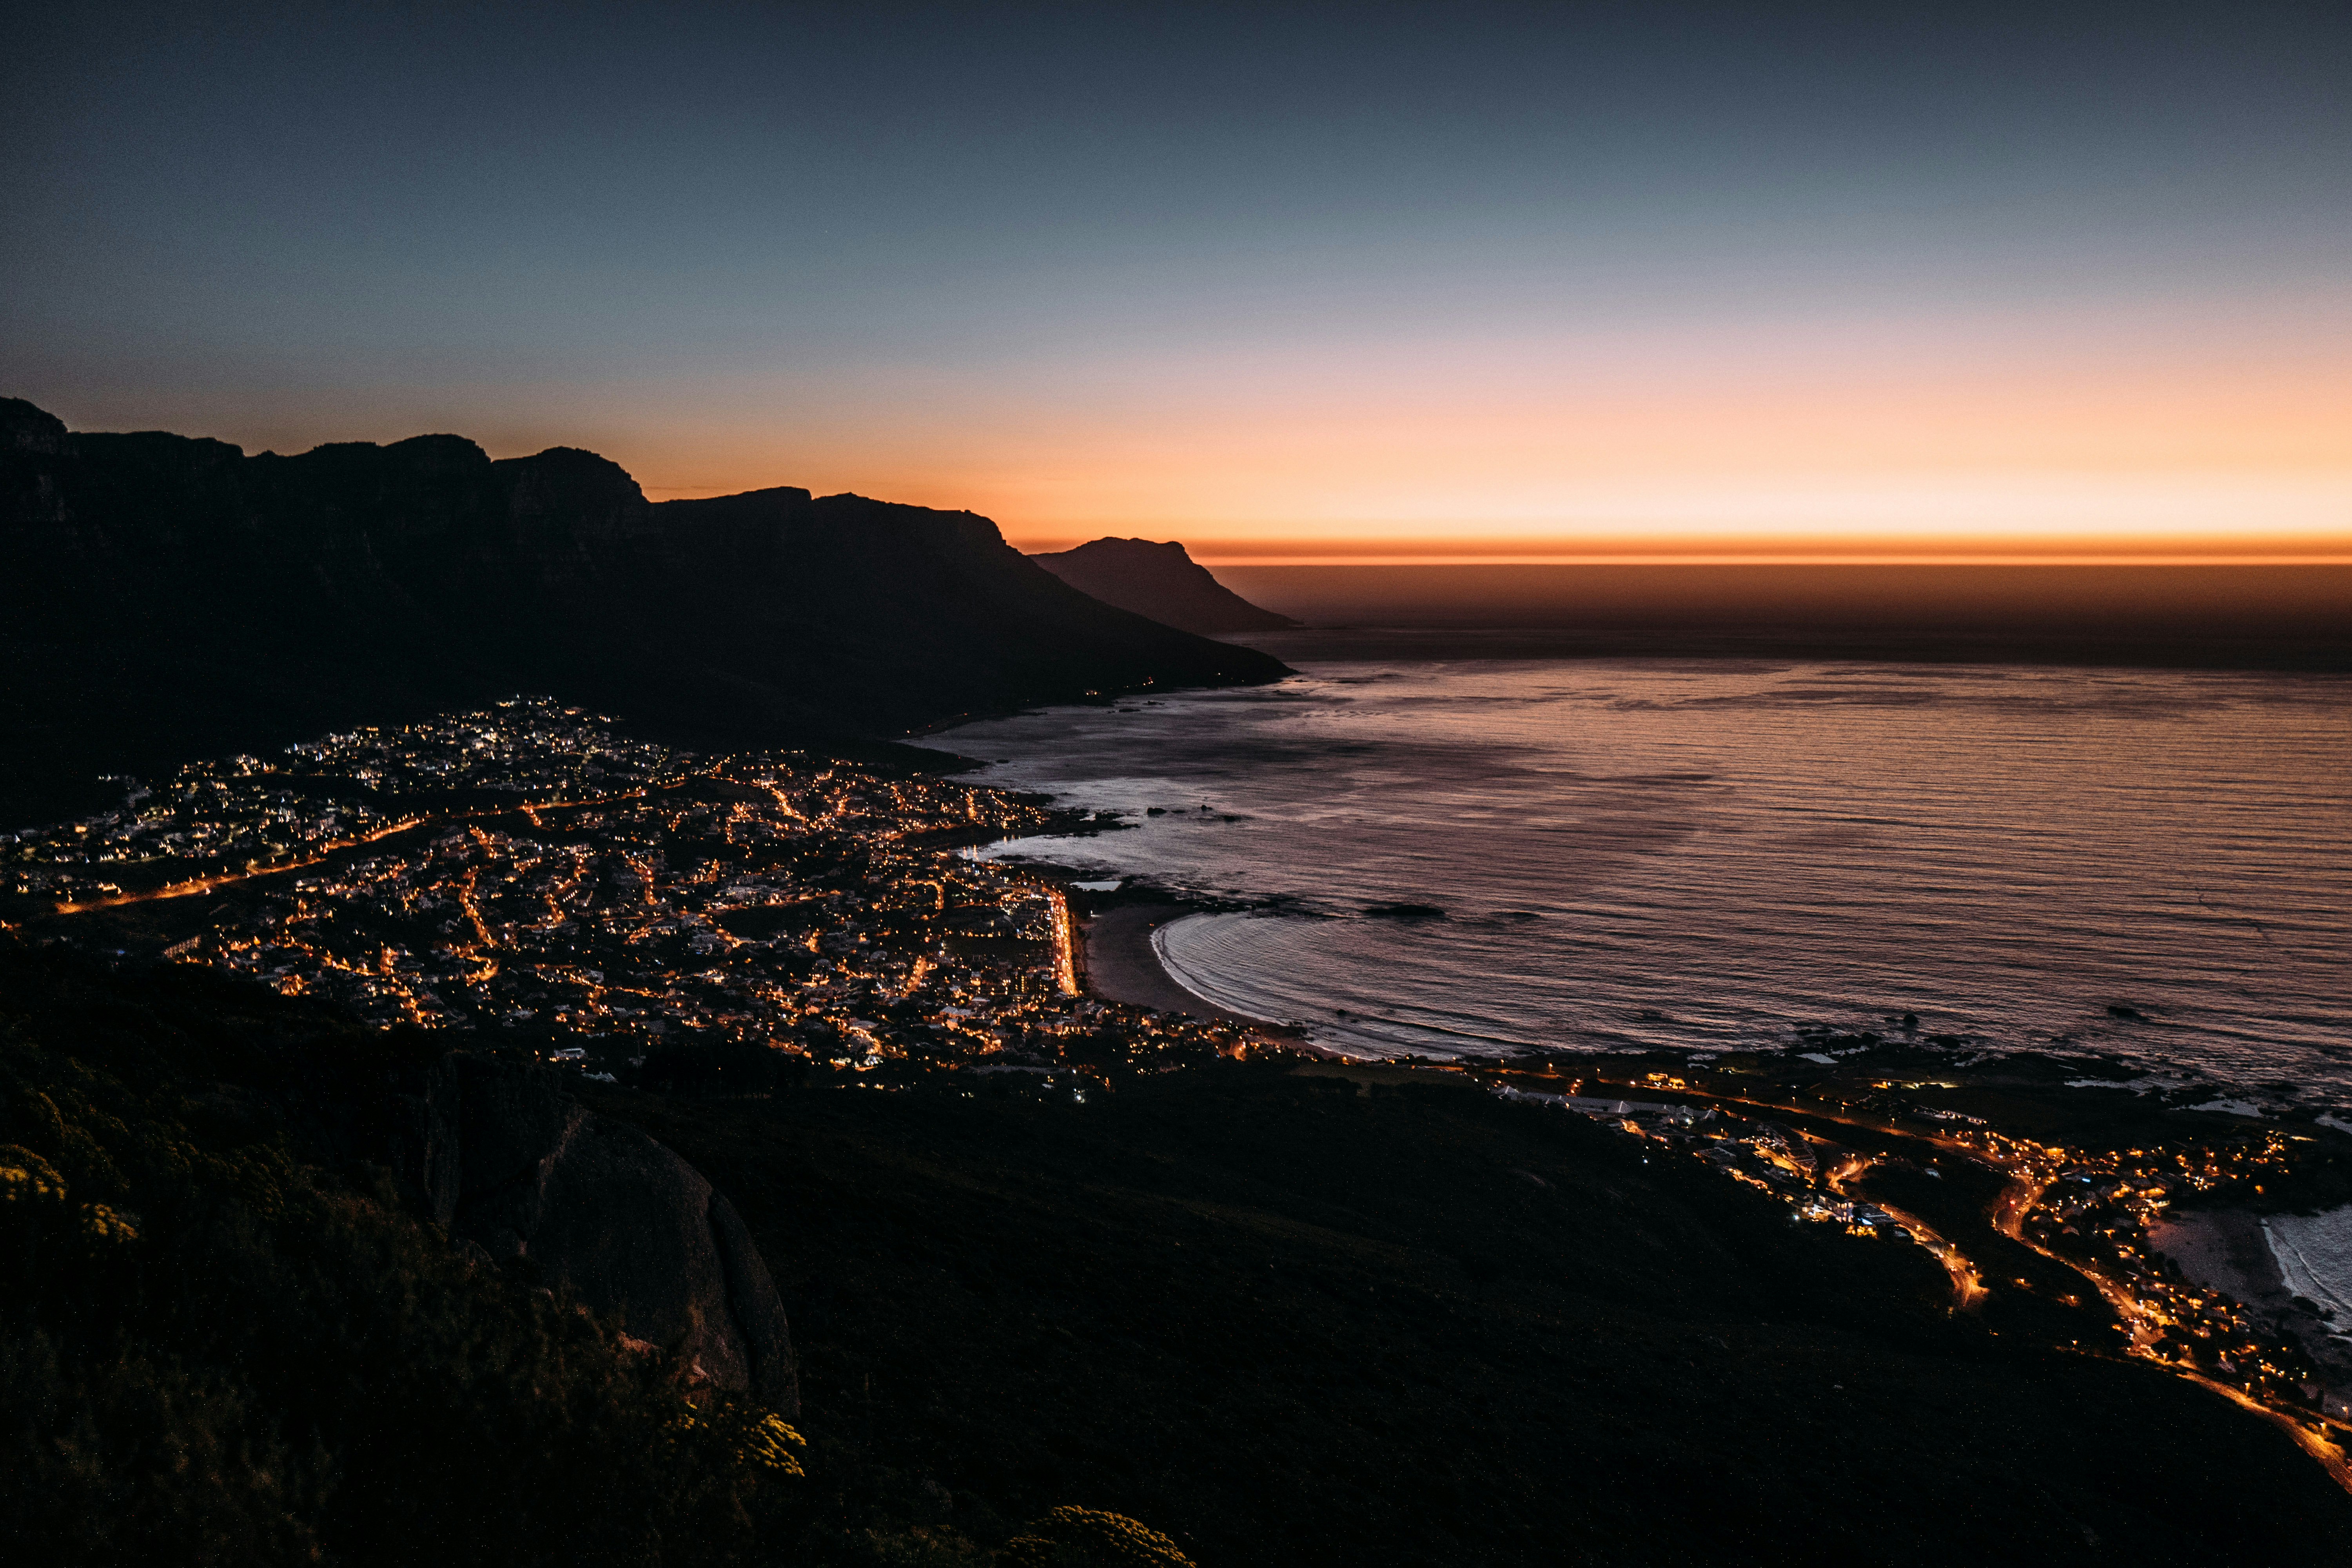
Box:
(2151, 1208, 2352, 1422)
(1078, 903, 1316, 1041)
(2149, 1209, 2290, 1311)
(1079, 904, 1256, 1022)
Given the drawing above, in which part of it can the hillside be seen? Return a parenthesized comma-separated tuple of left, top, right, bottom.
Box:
(604, 1071, 2352, 1568)
(9, 938, 2348, 1564)
(0, 399, 1287, 826)
(0, 943, 799, 1565)
(0, 940, 1207, 1566)
(1030, 538, 1298, 634)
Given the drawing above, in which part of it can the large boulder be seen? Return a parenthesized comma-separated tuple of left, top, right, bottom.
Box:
(407, 1056, 797, 1414)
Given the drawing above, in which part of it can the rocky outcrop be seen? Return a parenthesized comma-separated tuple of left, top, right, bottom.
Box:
(1029, 537, 1298, 634)
(400, 1054, 797, 1414)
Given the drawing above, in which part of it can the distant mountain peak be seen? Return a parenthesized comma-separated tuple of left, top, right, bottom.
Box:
(1029, 537, 1297, 634)
(2, 396, 72, 456)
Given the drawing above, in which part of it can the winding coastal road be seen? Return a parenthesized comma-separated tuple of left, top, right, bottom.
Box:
(40, 772, 722, 918)
(1821, 1150, 1986, 1308)
(1472, 1064, 2352, 1492)
(1983, 1171, 2352, 1488)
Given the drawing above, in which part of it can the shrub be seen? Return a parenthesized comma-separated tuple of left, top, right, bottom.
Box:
(998, 1507, 1196, 1568)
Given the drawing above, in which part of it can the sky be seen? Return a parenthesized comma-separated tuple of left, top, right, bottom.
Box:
(4, 2, 2348, 560)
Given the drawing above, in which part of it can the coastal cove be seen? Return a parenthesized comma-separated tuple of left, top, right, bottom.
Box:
(1075, 902, 1287, 1033)
(933, 639, 2352, 1105)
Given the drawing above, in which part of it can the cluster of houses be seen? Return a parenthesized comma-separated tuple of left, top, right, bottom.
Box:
(94, 705, 1253, 1089)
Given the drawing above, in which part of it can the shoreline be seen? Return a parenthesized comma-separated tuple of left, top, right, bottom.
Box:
(1076, 902, 1344, 1056)
(2150, 1207, 2352, 1422)
(1076, 904, 1268, 1027)
(2149, 1209, 2292, 1312)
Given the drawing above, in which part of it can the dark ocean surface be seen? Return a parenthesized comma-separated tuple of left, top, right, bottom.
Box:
(928, 635, 2352, 1100)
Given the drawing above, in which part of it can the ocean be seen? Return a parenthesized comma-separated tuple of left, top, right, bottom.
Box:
(929, 635, 2352, 1102)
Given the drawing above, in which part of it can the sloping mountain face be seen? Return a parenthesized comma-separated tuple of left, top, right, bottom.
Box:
(1030, 537, 1299, 633)
(0, 397, 1287, 825)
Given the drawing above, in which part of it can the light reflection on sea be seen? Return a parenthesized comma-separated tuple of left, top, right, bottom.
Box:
(928, 644, 2352, 1097)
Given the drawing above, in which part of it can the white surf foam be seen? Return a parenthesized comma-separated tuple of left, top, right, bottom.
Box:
(2266, 1208, 2352, 1330)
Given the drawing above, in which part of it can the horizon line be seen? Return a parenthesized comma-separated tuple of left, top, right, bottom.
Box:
(1175, 553, 2352, 568)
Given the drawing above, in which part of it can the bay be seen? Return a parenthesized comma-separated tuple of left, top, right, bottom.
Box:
(929, 636, 2352, 1099)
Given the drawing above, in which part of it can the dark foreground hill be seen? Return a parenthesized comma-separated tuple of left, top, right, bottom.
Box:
(0, 398, 1287, 826)
(0, 943, 1188, 1568)
(7, 944, 2350, 1564)
(610, 1075, 2352, 1567)
(1030, 538, 1298, 634)
(0, 944, 802, 1565)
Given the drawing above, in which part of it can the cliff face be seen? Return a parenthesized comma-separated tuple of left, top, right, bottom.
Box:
(1029, 536, 1299, 634)
(0, 397, 1289, 823)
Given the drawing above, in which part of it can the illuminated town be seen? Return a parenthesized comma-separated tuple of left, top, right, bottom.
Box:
(0, 699, 1270, 1091)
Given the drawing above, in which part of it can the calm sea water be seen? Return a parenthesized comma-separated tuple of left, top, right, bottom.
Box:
(931, 638, 2352, 1099)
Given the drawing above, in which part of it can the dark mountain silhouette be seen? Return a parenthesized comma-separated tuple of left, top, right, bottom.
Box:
(0, 397, 1287, 825)
(1030, 537, 1299, 633)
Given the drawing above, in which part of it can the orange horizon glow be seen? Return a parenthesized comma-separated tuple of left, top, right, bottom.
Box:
(22, 4, 2352, 579)
(595, 327, 2350, 561)
(1103, 551, 2352, 567)
(98, 281, 2348, 567)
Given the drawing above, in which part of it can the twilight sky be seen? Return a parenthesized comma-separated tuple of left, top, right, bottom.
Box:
(4, 2, 2347, 558)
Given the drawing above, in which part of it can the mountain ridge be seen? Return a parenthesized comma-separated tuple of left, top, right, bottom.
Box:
(0, 397, 1288, 825)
